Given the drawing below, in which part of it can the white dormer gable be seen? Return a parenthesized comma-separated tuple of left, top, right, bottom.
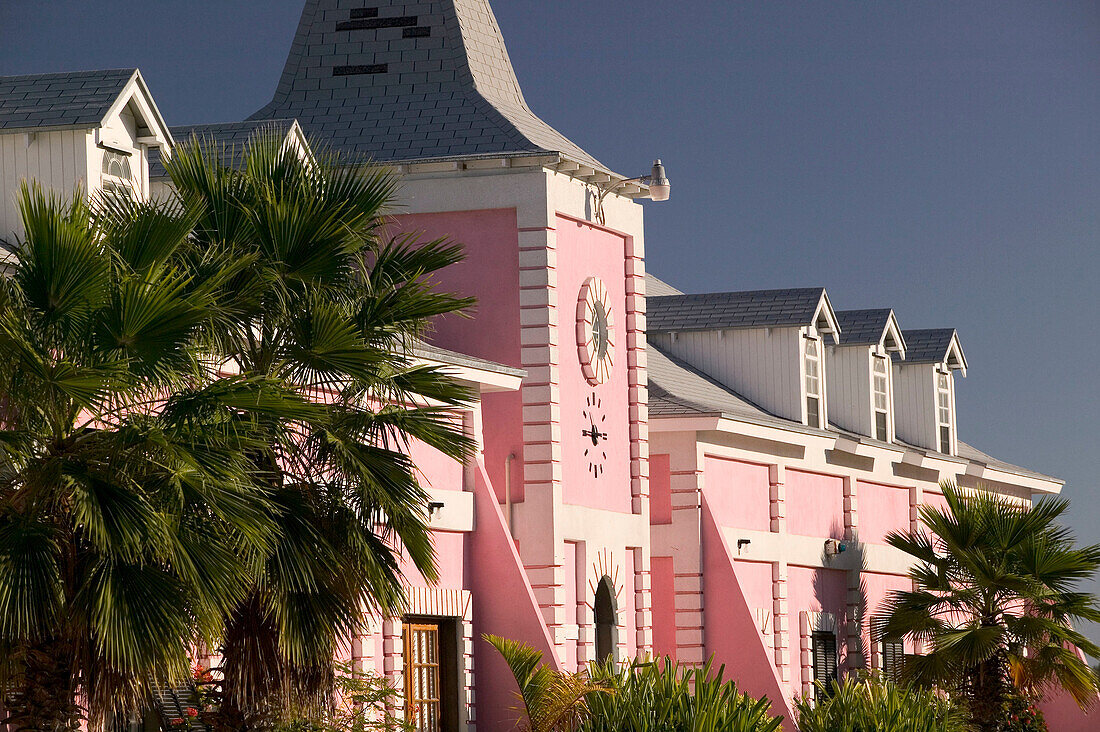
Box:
(892, 328, 967, 455)
(0, 68, 173, 246)
(827, 308, 907, 443)
(647, 287, 839, 427)
(92, 71, 173, 201)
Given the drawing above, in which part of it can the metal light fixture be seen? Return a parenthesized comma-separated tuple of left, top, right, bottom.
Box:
(593, 158, 671, 225)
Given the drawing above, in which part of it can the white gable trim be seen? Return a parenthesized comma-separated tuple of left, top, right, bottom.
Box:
(882, 310, 907, 359)
(944, 331, 967, 376)
(99, 70, 173, 153)
(813, 290, 841, 344)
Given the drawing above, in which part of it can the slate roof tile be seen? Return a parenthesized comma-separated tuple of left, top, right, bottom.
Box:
(902, 328, 958, 363)
(0, 69, 134, 132)
(247, 0, 604, 169)
(647, 288, 827, 332)
(834, 308, 894, 346)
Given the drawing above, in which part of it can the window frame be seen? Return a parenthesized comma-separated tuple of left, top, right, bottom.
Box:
(804, 336, 823, 429)
(100, 148, 138, 199)
(872, 354, 891, 442)
(936, 370, 953, 454)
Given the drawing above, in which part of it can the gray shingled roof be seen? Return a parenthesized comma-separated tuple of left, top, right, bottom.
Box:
(647, 344, 805, 431)
(0, 69, 135, 132)
(248, 0, 603, 168)
(834, 309, 895, 346)
(647, 288, 828, 333)
(901, 328, 958, 363)
(148, 119, 300, 179)
(956, 440, 1060, 484)
(413, 339, 524, 378)
(645, 273, 682, 297)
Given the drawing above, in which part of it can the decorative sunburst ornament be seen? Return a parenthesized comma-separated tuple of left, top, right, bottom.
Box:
(587, 548, 623, 609)
(576, 276, 615, 385)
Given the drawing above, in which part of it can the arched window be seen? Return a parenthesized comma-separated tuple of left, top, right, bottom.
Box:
(594, 576, 617, 663)
(102, 151, 132, 181)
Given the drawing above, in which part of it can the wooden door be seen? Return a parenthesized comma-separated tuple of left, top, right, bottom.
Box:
(404, 622, 441, 732)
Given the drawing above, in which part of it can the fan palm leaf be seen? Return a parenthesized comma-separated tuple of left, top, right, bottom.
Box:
(882, 481, 1100, 730)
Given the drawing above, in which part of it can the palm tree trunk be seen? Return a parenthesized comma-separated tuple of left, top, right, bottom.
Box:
(3, 638, 82, 732)
(967, 657, 1009, 732)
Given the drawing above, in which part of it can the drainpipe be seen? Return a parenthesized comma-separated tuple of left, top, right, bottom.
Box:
(504, 452, 516, 536)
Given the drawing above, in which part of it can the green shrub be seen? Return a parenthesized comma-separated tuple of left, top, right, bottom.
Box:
(994, 692, 1047, 732)
(794, 675, 968, 732)
(582, 657, 783, 732)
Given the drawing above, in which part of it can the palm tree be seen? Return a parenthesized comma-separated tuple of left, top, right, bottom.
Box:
(882, 482, 1100, 731)
(0, 184, 293, 730)
(163, 131, 476, 725)
(486, 635, 609, 732)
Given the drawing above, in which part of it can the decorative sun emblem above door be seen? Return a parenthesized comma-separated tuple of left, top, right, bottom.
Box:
(577, 276, 615, 385)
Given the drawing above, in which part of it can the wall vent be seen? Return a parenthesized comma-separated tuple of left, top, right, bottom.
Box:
(333, 64, 389, 76)
(336, 15, 417, 31)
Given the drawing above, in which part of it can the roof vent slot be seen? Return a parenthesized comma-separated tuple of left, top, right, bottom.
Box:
(403, 26, 431, 38)
(336, 15, 418, 31)
(350, 7, 379, 19)
(333, 64, 389, 76)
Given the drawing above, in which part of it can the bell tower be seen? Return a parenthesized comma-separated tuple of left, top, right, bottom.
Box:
(255, 1, 655, 726)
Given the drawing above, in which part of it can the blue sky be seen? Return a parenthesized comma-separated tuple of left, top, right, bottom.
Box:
(2, 1, 1098, 642)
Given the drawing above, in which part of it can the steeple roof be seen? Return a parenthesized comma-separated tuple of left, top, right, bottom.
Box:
(250, 0, 603, 169)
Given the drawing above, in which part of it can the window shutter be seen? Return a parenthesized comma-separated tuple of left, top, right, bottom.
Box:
(882, 639, 904, 679)
(811, 631, 838, 698)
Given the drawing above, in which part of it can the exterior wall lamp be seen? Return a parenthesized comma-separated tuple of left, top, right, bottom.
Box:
(593, 159, 671, 226)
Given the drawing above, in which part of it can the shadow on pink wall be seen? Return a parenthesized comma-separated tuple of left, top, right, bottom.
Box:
(701, 496, 796, 730)
(467, 459, 561, 730)
(1037, 660, 1099, 731)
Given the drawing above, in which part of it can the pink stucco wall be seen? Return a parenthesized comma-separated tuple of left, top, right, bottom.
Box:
(858, 570, 914, 654)
(702, 498, 796, 728)
(922, 486, 949, 517)
(787, 564, 848, 667)
(1038, 684, 1098, 731)
(397, 530, 466, 589)
(407, 437, 465, 494)
(651, 556, 676, 657)
(554, 214, 632, 513)
(624, 552, 638, 658)
(857, 480, 911, 545)
(732, 559, 774, 623)
(705, 456, 772, 531)
(387, 209, 525, 509)
(785, 469, 845, 538)
(467, 460, 561, 730)
(563, 541, 579, 669)
(787, 565, 847, 618)
(650, 453, 672, 524)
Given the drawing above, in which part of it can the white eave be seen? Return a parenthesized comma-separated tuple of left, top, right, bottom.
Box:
(100, 69, 173, 153)
(411, 354, 524, 394)
(882, 311, 907, 358)
(392, 151, 655, 200)
(813, 290, 842, 344)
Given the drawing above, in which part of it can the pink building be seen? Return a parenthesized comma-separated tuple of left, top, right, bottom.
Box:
(0, 1, 1092, 730)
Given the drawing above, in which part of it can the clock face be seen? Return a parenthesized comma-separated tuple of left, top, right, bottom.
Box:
(582, 391, 608, 478)
(576, 277, 615, 385)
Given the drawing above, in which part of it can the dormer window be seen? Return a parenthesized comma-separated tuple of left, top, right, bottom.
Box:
(102, 150, 134, 197)
(937, 371, 953, 454)
(873, 356, 890, 441)
(805, 338, 822, 428)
